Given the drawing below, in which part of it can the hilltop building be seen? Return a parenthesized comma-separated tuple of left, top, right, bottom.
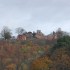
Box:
(17, 34, 27, 41)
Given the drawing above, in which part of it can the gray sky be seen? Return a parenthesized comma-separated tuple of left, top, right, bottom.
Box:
(0, 0, 70, 35)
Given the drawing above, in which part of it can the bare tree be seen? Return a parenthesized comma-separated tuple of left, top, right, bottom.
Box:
(16, 27, 26, 35)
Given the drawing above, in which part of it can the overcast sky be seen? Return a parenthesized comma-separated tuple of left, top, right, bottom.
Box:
(0, 0, 70, 35)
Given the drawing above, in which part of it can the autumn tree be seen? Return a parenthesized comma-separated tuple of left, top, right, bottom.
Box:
(31, 56, 52, 70)
(1, 26, 12, 40)
(50, 47, 70, 70)
(49, 35, 70, 70)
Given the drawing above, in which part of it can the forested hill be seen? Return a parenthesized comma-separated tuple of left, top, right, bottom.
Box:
(0, 27, 70, 70)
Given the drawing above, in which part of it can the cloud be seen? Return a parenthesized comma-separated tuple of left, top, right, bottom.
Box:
(0, 0, 70, 35)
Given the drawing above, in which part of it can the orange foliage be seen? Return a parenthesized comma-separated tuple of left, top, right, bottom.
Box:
(31, 56, 52, 70)
(6, 63, 16, 70)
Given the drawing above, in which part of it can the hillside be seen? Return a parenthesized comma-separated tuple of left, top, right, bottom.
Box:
(0, 28, 70, 70)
